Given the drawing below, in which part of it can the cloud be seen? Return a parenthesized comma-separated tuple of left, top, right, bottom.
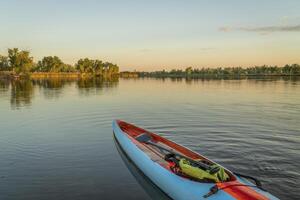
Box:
(219, 27, 231, 32)
(239, 25, 300, 32)
(219, 24, 300, 33)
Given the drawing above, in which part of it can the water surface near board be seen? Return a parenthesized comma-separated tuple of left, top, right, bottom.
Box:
(0, 77, 299, 200)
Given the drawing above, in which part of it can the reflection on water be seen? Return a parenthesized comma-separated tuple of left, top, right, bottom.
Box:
(0, 79, 9, 91)
(33, 78, 73, 99)
(153, 75, 300, 83)
(0, 77, 299, 200)
(10, 79, 34, 109)
(114, 137, 171, 200)
(33, 78, 74, 89)
(77, 77, 119, 96)
(1, 76, 298, 109)
(0, 77, 119, 109)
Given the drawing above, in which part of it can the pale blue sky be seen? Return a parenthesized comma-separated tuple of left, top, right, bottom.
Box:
(0, 0, 299, 70)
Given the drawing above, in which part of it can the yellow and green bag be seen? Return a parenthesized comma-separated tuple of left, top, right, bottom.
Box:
(179, 158, 229, 182)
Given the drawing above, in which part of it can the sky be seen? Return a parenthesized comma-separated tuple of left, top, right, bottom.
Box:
(0, 0, 299, 71)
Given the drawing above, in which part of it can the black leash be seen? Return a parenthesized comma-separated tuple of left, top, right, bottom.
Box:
(203, 172, 266, 198)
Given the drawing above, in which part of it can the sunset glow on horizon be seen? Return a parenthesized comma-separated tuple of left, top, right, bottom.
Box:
(0, 0, 299, 71)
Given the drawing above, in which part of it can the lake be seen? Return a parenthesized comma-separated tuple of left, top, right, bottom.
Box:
(0, 77, 299, 200)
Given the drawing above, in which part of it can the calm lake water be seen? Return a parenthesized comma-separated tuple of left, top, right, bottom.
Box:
(0, 77, 299, 200)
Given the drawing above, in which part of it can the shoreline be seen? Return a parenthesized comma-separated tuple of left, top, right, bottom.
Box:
(1, 71, 299, 81)
(0, 72, 119, 80)
(138, 74, 300, 78)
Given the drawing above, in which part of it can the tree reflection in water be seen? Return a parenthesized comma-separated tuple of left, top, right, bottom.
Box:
(32, 78, 75, 99)
(10, 79, 34, 109)
(77, 76, 119, 96)
(1, 76, 298, 109)
(0, 77, 119, 109)
(0, 79, 10, 95)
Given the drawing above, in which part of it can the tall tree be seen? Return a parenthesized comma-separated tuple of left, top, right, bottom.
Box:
(76, 58, 95, 73)
(94, 60, 103, 75)
(8, 48, 33, 74)
(0, 55, 9, 71)
(185, 67, 192, 76)
(37, 56, 65, 72)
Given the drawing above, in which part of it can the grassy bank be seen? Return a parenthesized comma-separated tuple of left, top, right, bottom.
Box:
(119, 71, 139, 78)
(30, 72, 80, 79)
(0, 72, 119, 80)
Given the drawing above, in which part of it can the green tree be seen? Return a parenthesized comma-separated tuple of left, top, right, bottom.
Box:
(0, 55, 9, 71)
(76, 58, 94, 73)
(75, 58, 119, 76)
(291, 64, 300, 75)
(94, 60, 103, 75)
(8, 48, 33, 74)
(185, 67, 193, 76)
(36, 56, 65, 72)
(60, 64, 76, 72)
(106, 63, 119, 76)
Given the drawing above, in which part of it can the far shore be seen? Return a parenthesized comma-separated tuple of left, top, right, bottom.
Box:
(1, 71, 299, 81)
(0, 71, 120, 80)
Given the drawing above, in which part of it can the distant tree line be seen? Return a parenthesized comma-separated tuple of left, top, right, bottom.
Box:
(138, 65, 300, 77)
(0, 48, 119, 76)
(119, 71, 139, 78)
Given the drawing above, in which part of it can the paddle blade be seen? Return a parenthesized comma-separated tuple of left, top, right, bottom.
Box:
(135, 133, 152, 143)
